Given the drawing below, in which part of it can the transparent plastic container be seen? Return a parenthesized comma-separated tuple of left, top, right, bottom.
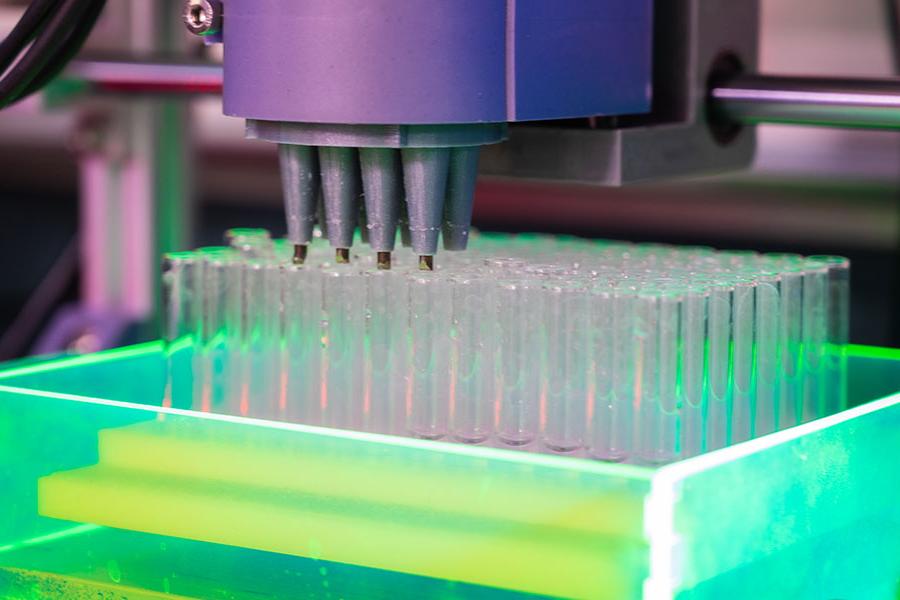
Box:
(1, 343, 898, 599)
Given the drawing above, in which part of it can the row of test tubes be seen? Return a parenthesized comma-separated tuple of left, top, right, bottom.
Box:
(162, 229, 850, 465)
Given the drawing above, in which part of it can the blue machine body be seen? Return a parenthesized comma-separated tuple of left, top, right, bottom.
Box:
(223, 0, 653, 125)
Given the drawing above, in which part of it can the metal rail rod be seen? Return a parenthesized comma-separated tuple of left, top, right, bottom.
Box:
(711, 74, 900, 130)
(65, 60, 223, 94)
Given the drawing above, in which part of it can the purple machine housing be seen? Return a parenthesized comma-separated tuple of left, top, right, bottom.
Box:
(220, 0, 653, 261)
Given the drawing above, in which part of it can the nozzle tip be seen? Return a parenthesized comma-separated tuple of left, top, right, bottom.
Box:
(377, 251, 392, 270)
(292, 244, 307, 265)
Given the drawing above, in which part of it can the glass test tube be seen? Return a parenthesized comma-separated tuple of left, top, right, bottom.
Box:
(777, 266, 804, 430)
(680, 286, 708, 459)
(752, 273, 781, 437)
(585, 284, 620, 461)
(321, 268, 366, 430)
(407, 273, 452, 440)
(706, 282, 734, 452)
(730, 277, 757, 445)
(282, 265, 324, 425)
(801, 262, 828, 423)
(808, 256, 850, 416)
(364, 269, 409, 435)
(450, 275, 496, 444)
(542, 282, 588, 453)
(235, 260, 281, 419)
(635, 288, 682, 465)
(194, 247, 240, 414)
(162, 252, 196, 409)
(496, 280, 544, 446)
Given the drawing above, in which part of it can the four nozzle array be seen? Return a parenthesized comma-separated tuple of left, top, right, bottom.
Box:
(279, 143, 481, 271)
(163, 231, 850, 465)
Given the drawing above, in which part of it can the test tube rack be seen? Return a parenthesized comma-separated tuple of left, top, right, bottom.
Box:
(163, 231, 850, 465)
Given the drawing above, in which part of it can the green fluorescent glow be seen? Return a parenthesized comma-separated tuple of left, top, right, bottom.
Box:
(0, 341, 162, 381)
(2, 343, 899, 599)
(847, 343, 900, 361)
(662, 392, 900, 479)
(0, 525, 100, 555)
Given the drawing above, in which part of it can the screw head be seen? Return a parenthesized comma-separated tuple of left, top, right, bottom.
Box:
(183, 0, 221, 36)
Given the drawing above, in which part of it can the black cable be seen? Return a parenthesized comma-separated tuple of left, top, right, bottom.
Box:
(0, 0, 88, 106)
(16, 0, 106, 101)
(0, 0, 101, 109)
(0, 0, 59, 75)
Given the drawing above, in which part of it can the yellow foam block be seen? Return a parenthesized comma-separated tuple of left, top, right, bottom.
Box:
(39, 465, 641, 599)
(96, 421, 646, 539)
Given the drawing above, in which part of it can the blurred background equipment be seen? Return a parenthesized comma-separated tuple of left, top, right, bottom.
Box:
(0, 0, 900, 355)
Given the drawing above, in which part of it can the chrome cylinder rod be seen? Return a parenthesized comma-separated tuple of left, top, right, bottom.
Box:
(711, 75, 900, 130)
